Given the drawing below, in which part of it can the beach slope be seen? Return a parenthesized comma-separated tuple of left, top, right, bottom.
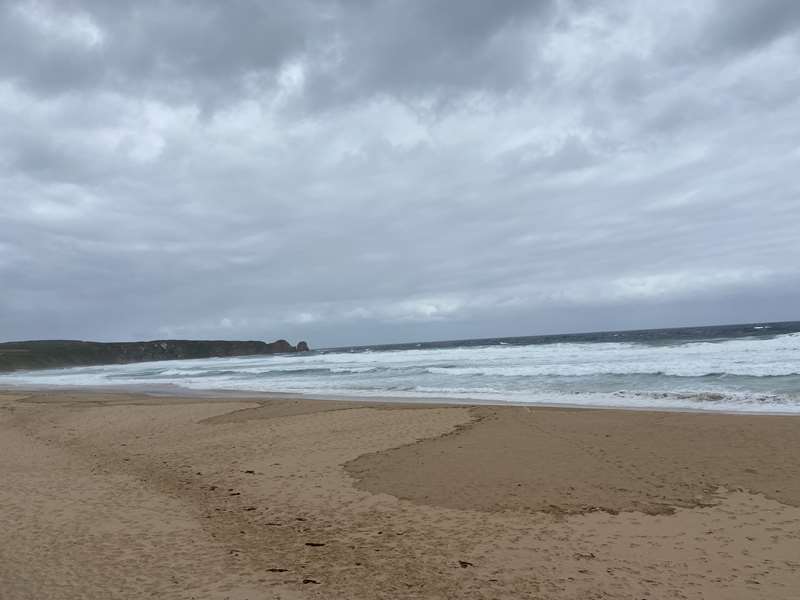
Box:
(1, 390, 798, 599)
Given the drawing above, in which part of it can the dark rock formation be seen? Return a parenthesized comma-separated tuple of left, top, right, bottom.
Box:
(0, 338, 309, 372)
(296, 341, 310, 352)
(268, 339, 295, 354)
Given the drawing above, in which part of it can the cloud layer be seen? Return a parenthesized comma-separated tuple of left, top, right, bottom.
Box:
(2, 0, 799, 345)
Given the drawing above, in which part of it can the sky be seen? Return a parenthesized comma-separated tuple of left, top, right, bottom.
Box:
(1, 0, 799, 347)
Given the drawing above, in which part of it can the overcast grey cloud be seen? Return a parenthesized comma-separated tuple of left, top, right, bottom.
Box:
(1, 0, 799, 346)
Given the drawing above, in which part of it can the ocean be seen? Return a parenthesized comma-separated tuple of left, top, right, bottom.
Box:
(2, 321, 800, 413)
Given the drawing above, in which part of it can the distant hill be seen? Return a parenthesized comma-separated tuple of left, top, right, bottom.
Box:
(0, 339, 310, 372)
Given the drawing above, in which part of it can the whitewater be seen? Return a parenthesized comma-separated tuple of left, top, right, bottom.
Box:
(2, 326, 800, 413)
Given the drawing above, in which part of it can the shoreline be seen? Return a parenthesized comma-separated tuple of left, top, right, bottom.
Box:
(2, 389, 800, 598)
(2, 382, 799, 416)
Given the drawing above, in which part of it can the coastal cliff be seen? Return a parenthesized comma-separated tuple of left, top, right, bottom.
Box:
(0, 339, 310, 372)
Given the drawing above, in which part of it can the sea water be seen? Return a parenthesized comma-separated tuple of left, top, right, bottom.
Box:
(2, 321, 800, 413)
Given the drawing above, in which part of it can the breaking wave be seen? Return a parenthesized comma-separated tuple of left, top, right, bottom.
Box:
(2, 330, 799, 413)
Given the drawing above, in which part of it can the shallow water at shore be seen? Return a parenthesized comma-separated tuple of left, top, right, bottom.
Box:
(2, 322, 799, 413)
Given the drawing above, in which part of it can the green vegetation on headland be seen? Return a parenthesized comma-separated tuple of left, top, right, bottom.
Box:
(0, 339, 310, 372)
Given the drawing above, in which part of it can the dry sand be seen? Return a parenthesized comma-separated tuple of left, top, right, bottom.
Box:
(1, 390, 799, 599)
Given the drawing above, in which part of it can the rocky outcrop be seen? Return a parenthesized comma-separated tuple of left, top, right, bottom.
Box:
(266, 339, 295, 354)
(0, 338, 310, 372)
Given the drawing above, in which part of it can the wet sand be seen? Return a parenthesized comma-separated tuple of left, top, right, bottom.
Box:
(1, 389, 799, 599)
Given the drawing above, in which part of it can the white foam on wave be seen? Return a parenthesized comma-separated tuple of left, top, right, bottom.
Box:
(1, 332, 799, 413)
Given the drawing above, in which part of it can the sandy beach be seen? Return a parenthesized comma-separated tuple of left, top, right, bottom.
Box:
(1, 390, 799, 599)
